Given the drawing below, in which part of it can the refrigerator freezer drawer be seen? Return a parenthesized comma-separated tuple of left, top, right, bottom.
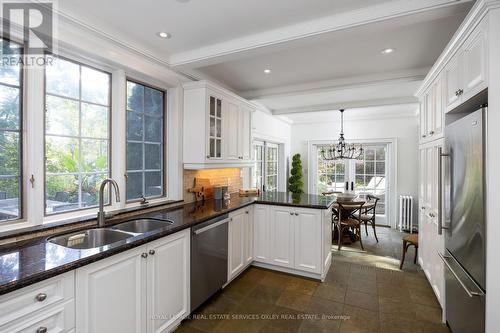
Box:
(441, 252, 485, 333)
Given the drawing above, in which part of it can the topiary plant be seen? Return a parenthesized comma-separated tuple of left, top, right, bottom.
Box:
(288, 154, 304, 194)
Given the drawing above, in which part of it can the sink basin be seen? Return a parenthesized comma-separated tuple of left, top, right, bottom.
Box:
(48, 228, 132, 249)
(112, 218, 174, 234)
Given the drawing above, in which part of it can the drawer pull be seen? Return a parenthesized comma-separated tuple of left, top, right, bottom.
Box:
(35, 293, 47, 302)
(149, 249, 156, 255)
(36, 327, 47, 333)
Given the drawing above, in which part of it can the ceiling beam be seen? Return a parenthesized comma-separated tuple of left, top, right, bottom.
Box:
(169, 0, 474, 67)
(271, 97, 418, 115)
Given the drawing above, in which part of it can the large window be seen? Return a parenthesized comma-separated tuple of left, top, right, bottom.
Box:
(354, 146, 386, 214)
(0, 39, 23, 222)
(44, 56, 111, 214)
(252, 141, 279, 192)
(126, 80, 165, 201)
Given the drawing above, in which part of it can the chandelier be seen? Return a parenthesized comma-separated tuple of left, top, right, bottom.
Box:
(320, 109, 364, 160)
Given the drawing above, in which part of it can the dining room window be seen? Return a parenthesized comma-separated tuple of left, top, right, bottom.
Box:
(44, 56, 111, 215)
(252, 140, 280, 192)
(0, 38, 23, 222)
(125, 80, 165, 201)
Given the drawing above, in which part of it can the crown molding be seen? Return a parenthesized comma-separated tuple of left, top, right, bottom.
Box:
(169, 0, 473, 67)
(272, 97, 418, 115)
(415, 0, 500, 96)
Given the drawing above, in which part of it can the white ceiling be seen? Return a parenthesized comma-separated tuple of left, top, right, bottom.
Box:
(57, 0, 474, 115)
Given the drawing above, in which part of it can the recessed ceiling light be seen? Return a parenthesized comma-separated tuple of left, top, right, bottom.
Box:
(264, 69, 272, 74)
(381, 48, 395, 54)
(157, 32, 172, 39)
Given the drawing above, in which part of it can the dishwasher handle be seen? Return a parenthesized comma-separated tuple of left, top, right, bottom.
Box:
(193, 218, 231, 235)
(439, 252, 484, 297)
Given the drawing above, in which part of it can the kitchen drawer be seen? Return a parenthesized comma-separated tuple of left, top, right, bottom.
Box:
(0, 272, 74, 327)
(0, 299, 75, 333)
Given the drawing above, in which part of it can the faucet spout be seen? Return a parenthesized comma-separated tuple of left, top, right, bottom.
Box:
(97, 178, 121, 227)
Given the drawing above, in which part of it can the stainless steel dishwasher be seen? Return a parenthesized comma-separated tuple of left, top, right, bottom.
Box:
(191, 214, 229, 312)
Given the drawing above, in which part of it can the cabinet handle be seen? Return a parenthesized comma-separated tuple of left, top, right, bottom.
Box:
(141, 253, 148, 258)
(429, 131, 435, 135)
(458, 88, 464, 95)
(35, 293, 47, 302)
(149, 250, 155, 255)
(455, 90, 460, 97)
(289, 212, 294, 215)
(206, 155, 210, 159)
(245, 211, 249, 214)
(295, 213, 299, 216)
(422, 134, 426, 138)
(36, 327, 47, 333)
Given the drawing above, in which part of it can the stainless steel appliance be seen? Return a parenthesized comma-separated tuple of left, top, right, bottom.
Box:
(190, 214, 229, 312)
(439, 106, 487, 333)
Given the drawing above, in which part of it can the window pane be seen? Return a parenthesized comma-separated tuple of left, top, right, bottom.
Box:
(0, 132, 19, 176)
(127, 82, 144, 112)
(45, 57, 79, 99)
(45, 57, 111, 214)
(45, 96, 79, 136)
(376, 162, 385, 175)
(145, 171, 162, 197)
(46, 136, 79, 173)
(126, 143, 143, 170)
(81, 67, 109, 105)
(376, 147, 386, 161)
(365, 162, 375, 174)
(0, 85, 20, 130)
(0, 40, 21, 86)
(145, 115, 161, 142)
(145, 144, 161, 170)
(144, 87, 162, 115)
(81, 103, 108, 139)
(127, 112, 143, 141)
(365, 149, 375, 160)
(126, 80, 165, 200)
(126, 172, 143, 200)
(0, 177, 20, 220)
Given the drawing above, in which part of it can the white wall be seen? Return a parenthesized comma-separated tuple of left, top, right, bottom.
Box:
(291, 114, 419, 224)
(251, 110, 292, 191)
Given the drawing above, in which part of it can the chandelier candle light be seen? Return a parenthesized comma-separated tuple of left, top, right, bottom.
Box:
(320, 109, 364, 160)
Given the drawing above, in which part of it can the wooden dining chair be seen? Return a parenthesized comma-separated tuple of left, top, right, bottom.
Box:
(399, 234, 419, 269)
(322, 191, 342, 222)
(360, 195, 380, 242)
(335, 201, 365, 251)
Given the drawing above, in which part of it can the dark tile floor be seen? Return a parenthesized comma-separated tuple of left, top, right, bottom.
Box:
(176, 227, 449, 333)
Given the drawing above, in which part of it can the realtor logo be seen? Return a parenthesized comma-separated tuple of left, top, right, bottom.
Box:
(1, 0, 55, 55)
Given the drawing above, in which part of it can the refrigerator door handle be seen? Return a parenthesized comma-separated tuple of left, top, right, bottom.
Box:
(439, 252, 484, 297)
(438, 147, 450, 235)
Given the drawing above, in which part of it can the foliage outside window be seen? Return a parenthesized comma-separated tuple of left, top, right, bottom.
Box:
(44, 56, 111, 214)
(0, 39, 23, 222)
(126, 80, 165, 201)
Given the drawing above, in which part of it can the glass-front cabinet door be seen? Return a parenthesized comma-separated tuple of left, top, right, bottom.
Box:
(207, 96, 222, 159)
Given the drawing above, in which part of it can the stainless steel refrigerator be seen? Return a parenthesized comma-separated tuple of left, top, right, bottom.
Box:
(439, 106, 487, 333)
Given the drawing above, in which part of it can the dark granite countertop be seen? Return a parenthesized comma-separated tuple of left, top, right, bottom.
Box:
(0, 192, 334, 295)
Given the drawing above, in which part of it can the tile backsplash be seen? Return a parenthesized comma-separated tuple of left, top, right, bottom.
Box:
(183, 168, 242, 203)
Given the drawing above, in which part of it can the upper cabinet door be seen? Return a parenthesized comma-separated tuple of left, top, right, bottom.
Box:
(207, 96, 223, 160)
(146, 230, 190, 333)
(238, 107, 252, 161)
(224, 101, 240, 160)
(444, 54, 461, 112)
(433, 77, 444, 138)
(425, 88, 434, 138)
(419, 100, 427, 142)
(461, 20, 488, 101)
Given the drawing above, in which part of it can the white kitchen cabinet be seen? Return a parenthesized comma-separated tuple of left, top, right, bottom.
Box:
(76, 246, 147, 333)
(420, 76, 444, 143)
(270, 207, 295, 268)
(294, 208, 322, 274)
(253, 204, 331, 280)
(76, 229, 190, 333)
(444, 17, 488, 112)
(228, 207, 254, 282)
(253, 204, 271, 263)
(183, 81, 254, 169)
(146, 231, 190, 333)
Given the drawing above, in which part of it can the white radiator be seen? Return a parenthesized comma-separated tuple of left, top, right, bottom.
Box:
(399, 195, 414, 233)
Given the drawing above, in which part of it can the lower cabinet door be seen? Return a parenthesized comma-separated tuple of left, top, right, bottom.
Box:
(253, 205, 270, 263)
(147, 229, 190, 333)
(76, 246, 147, 333)
(294, 209, 321, 274)
(270, 207, 295, 268)
(228, 211, 245, 281)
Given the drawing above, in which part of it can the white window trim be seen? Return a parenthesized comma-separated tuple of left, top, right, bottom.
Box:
(251, 137, 285, 192)
(308, 138, 398, 228)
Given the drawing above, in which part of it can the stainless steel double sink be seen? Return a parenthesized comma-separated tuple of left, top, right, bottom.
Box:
(48, 218, 174, 250)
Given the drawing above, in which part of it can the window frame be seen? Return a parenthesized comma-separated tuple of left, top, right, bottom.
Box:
(125, 77, 167, 203)
(0, 37, 25, 224)
(252, 140, 280, 193)
(43, 54, 113, 217)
